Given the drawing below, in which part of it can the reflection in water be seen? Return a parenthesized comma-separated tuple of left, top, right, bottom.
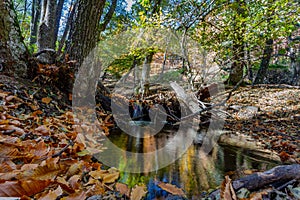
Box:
(102, 128, 279, 199)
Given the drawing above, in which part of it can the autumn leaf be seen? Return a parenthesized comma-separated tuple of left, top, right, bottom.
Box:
(130, 184, 147, 200)
(68, 174, 81, 190)
(21, 157, 64, 180)
(115, 182, 130, 197)
(221, 176, 237, 200)
(86, 182, 105, 196)
(0, 124, 26, 135)
(34, 125, 50, 135)
(42, 97, 52, 104)
(39, 185, 63, 200)
(0, 180, 51, 197)
(62, 191, 87, 200)
(157, 182, 185, 196)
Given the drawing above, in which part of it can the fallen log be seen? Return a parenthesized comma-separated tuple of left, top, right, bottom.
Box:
(209, 164, 300, 199)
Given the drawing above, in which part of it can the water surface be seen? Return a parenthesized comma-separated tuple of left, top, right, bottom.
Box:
(98, 128, 280, 199)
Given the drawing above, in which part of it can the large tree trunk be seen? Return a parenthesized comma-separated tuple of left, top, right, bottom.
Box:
(66, 0, 106, 69)
(0, 0, 29, 78)
(37, 0, 56, 52)
(229, 43, 245, 85)
(253, 39, 274, 84)
(228, 0, 246, 85)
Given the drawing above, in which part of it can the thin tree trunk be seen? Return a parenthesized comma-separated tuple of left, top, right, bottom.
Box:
(29, 0, 41, 46)
(57, 0, 77, 56)
(253, 39, 273, 84)
(141, 52, 154, 97)
(23, 0, 27, 20)
(53, 0, 65, 49)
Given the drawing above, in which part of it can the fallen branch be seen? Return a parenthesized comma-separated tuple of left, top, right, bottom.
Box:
(209, 164, 300, 199)
(252, 84, 300, 89)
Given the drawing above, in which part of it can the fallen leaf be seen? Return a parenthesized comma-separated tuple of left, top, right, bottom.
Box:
(42, 97, 52, 104)
(39, 185, 63, 200)
(221, 176, 237, 200)
(157, 182, 185, 196)
(102, 171, 119, 184)
(130, 184, 147, 200)
(116, 182, 130, 197)
(0, 180, 51, 197)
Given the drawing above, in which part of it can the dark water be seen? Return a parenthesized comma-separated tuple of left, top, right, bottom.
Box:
(97, 127, 280, 199)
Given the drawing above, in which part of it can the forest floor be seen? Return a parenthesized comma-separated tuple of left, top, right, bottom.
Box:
(0, 75, 299, 199)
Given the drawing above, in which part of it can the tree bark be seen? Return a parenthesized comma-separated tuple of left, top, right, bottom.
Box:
(99, 0, 117, 32)
(0, 0, 28, 77)
(209, 164, 300, 199)
(57, 0, 78, 56)
(229, 44, 245, 85)
(53, 0, 65, 49)
(29, 0, 41, 46)
(37, 0, 56, 51)
(228, 0, 246, 85)
(66, 0, 106, 68)
(141, 52, 154, 96)
(253, 39, 273, 84)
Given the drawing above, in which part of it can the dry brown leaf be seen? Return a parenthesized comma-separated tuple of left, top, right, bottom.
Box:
(30, 140, 49, 158)
(68, 174, 81, 190)
(130, 184, 147, 200)
(0, 180, 51, 197)
(89, 169, 107, 180)
(39, 185, 63, 200)
(157, 182, 185, 196)
(0, 124, 26, 135)
(86, 182, 105, 196)
(42, 97, 52, 104)
(102, 171, 119, 184)
(221, 176, 237, 200)
(34, 125, 50, 135)
(21, 158, 63, 180)
(66, 161, 83, 178)
(56, 176, 74, 193)
(63, 191, 87, 200)
(116, 182, 130, 197)
(21, 164, 39, 171)
(0, 160, 16, 172)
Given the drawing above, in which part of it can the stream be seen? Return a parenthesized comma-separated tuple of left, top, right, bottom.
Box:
(95, 125, 280, 199)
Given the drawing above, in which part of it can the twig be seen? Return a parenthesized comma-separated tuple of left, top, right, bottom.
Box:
(52, 140, 74, 158)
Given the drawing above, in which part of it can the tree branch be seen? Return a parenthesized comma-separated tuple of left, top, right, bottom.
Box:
(99, 0, 117, 32)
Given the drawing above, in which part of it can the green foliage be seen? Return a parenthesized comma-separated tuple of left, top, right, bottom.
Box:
(106, 54, 135, 78)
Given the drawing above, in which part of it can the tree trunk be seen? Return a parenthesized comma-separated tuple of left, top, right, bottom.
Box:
(253, 39, 273, 84)
(229, 44, 245, 85)
(57, 0, 78, 56)
(29, 0, 41, 46)
(37, 0, 56, 51)
(228, 0, 246, 85)
(66, 0, 106, 68)
(0, 0, 28, 78)
(141, 52, 154, 97)
(53, 0, 65, 48)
